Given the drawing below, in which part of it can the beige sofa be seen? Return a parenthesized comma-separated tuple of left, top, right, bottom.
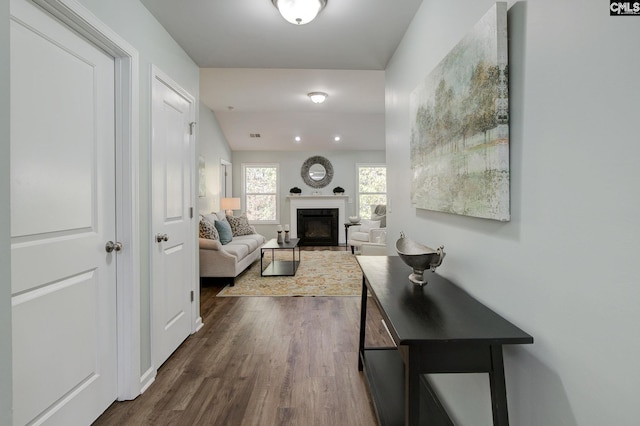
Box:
(199, 212, 266, 285)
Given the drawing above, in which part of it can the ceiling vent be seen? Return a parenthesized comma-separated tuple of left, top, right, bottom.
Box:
(250, 133, 261, 138)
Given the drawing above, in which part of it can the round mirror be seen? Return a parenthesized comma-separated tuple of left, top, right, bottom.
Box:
(301, 156, 333, 188)
(309, 164, 326, 181)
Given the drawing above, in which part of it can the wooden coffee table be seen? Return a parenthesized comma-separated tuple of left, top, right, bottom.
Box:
(260, 238, 301, 276)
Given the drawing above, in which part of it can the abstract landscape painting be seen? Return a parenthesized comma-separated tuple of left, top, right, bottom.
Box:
(410, 2, 509, 221)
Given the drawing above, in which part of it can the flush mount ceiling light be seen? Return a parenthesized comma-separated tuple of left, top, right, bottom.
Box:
(308, 91, 328, 104)
(271, 0, 327, 25)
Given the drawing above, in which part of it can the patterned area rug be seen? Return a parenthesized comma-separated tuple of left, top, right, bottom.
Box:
(216, 250, 363, 297)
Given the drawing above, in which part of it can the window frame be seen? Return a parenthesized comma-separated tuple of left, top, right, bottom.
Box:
(242, 163, 280, 225)
(356, 163, 387, 220)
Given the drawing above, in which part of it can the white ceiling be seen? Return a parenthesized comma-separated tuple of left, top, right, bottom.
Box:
(140, 0, 424, 151)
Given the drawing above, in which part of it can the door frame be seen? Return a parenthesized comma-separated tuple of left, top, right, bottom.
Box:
(30, 0, 142, 400)
(149, 65, 201, 373)
(220, 159, 232, 198)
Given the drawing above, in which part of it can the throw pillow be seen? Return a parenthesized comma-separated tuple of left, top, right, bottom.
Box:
(214, 219, 233, 245)
(359, 219, 381, 233)
(372, 204, 387, 227)
(204, 213, 225, 226)
(371, 213, 386, 228)
(226, 213, 254, 236)
(199, 217, 219, 240)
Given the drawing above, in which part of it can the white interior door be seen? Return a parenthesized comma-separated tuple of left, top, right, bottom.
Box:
(151, 69, 195, 368)
(10, 0, 118, 424)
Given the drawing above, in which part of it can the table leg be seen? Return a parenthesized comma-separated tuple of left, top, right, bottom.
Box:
(489, 345, 510, 425)
(358, 278, 367, 371)
(405, 346, 421, 426)
(345, 225, 349, 251)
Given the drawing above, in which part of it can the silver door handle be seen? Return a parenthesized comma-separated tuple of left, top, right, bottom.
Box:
(105, 241, 123, 253)
(156, 233, 169, 243)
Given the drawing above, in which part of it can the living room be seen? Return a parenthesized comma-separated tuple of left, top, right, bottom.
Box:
(2, 0, 639, 425)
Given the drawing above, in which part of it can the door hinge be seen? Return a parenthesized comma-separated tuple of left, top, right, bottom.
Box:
(189, 207, 194, 218)
(191, 290, 194, 302)
(189, 121, 196, 135)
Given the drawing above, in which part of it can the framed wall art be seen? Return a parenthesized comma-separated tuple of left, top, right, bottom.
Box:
(410, 2, 509, 221)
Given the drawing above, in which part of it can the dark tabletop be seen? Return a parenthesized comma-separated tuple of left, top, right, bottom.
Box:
(262, 238, 300, 249)
(356, 256, 533, 346)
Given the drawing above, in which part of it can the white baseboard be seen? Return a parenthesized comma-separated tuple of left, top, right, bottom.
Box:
(194, 316, 204, 333)
(139, 367, 156, 394)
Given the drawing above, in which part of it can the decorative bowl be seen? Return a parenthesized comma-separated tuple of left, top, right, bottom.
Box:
(395, 232, 445, 286)
(348, 216, 360, 224)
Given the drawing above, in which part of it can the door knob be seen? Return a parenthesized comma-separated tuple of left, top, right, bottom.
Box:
(156, 233, 169, 243)
(105, 241, 123, 253)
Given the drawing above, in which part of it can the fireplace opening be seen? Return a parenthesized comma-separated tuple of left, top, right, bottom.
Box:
(297, 208, 339, 246)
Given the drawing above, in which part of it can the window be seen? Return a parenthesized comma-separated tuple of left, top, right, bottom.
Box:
(243, 163, 279, 224)
(357, 164, 387, 219)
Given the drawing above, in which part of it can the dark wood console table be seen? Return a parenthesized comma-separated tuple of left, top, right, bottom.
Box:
(356, 256, 533, 425)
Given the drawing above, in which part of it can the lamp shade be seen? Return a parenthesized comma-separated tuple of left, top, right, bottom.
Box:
(272, 0, 327, 25)
(221, 197, 241, 211)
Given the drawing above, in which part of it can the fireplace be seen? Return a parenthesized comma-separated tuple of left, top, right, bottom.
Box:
(288, 195, 347, 245)
(296, 208, 339, 246)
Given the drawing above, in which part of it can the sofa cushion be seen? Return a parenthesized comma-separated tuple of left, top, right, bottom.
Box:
(214, 219, 233, 244)
(226, 213, 254, 236)
(199, 217, 219, 240)
(232, 234, 264, 252)
(221, 243, 249, 259)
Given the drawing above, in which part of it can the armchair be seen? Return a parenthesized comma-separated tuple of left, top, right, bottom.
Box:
(347, 204, 386, 254)
(360, 228, 388, 255)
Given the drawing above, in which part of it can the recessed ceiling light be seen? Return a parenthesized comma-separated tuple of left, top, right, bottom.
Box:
(308, 92, 328, 104)
(295, 136, 301, 142)
(334, 136, 341, 142)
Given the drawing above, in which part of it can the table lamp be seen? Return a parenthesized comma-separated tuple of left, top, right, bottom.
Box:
(221, 197, 240, 216)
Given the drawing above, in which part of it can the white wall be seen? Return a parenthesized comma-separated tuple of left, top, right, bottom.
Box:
(230, 150, 385, 236)
(386, 0, 640, 424)
(74, 0, 200, 378)
(198, 102, 233, 214)
(0, 0, 12, 422)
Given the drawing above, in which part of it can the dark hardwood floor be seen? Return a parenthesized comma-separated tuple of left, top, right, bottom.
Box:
(93, 246, 391, 425)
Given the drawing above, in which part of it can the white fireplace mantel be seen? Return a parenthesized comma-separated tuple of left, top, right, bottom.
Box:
(287, 196, 349, 244)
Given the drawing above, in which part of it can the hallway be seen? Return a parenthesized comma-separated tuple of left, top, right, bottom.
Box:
(94, 274, 391, 425)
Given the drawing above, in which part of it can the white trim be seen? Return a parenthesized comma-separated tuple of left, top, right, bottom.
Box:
(194, 317, 204, 332)
(288, 196, 348, 244)
(31, 0, 142, 400)
(355, 163, 387, 219)
(242, 163, 281, 224)
(220, 159, 232, 199)
(139, 367, 156, 395)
